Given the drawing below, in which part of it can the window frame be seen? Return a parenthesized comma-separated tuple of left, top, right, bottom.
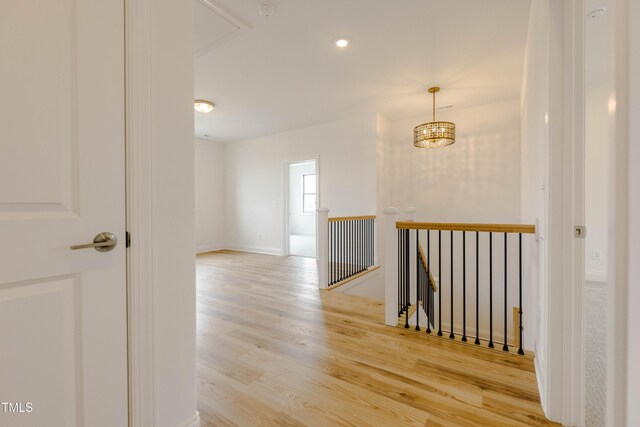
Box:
(301, 173, 317, 214)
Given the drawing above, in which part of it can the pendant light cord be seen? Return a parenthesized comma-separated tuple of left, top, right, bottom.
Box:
(432, 90, 436, 122)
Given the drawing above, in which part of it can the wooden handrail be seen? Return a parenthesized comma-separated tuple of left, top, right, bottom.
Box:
(417, 242, 437, 292)
(396, 221, 535, 234)
(329, 215, 376, 222)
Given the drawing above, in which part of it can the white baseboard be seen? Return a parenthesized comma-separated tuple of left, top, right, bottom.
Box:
(534, 349, 548, 417)
(196, 244, 225, 254)
(224, 244, 283, 256)
(331, 267, 381, 293)
(180, 412, 201, 427)
(585, 270, 607, 283)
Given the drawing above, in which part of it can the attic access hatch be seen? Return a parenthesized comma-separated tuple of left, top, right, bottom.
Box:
(193, 0, 250, 56)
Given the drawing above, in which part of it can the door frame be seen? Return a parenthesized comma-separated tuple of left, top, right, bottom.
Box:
(565, 0, 586, 424)
(125, 0, 156, 424)
(125, 0, 200, 424)
(606, 0, 638, 424)
(282, 158, 319, 257)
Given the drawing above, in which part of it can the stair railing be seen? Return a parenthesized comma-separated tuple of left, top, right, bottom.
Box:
(384, 207, 535, 355)
(317, 208, 377, 289)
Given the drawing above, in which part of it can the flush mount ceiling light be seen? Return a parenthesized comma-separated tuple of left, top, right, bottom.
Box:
(335, 38, 349, 48)
(413, 87, 455, 148)
(194, 99, 215, 113)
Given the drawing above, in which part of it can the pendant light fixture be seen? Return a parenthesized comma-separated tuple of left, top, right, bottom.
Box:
(413, 87, 455, 148)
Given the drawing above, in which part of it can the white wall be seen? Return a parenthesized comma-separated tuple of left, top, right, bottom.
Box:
(148, 0, 197, 425)
(521, 0, 552, 418)
(626, 2, 640, 422)
(225, 115, 377, 254)
(288, 161, 316, 236)
(607, 0, 640, 424)
(585, 83, 610, 282)
(625, 1, 640, 421)
(383, 99, 521, 223)
(378, 100, 523, 346)
(196, 137, 226, 253)
(520, 0, 577, 423)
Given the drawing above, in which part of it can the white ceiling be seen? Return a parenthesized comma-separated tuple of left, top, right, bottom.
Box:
(194, 0, 532, 142)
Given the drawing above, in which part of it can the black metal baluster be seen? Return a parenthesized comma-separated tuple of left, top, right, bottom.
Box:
(356, 220, 359, 274)
(329, 222, 333, 285)
(338, 221, 342, 282)
(370, 219, 373, 267)
(344, 221, 347, 280)
(438, 230, 442, 336)
(398, 229, 402, 316)
(450, 230, 455, 339)
(362, 219, 366, 269)
(518, 233, 524, 355)
(489, 232, 494, 348)
(427, 230, 432, 333)
(416, 229, 420, 331)
(404, 230, 411, 328)
(358, 219, 364, 272)
(332, 222, 335, 284)
(371, 219, 374, 267)
(356, 220, 360, 274)
(401, 228, 404, 313)
(351, 220, 355, 277)
(342, 221, 345, 281)
(349, 220, 352, 277)
(360, 219, 364, 270)
(365, 219, 369, 268)
(475, 231, 480, 345)
(403, 229, 406, 312)
(355, 220, 358, 274)
(503, 232, 509, 352)
(337, 221, 340, 282)
(336, 221, 339, 282)
(369, 219, 376, 265)
(332, 222, 336, 285)
(406, 230, 410, 308)
(462, 231, 467, 342)
(365, 219, 368, 268)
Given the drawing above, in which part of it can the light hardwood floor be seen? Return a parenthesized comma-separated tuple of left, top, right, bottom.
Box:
(196, 250, 557, 427)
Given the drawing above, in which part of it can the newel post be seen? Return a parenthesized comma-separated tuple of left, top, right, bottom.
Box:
(405, 207, 417, 306)
(384, 207, 400, 325)
(317, 207, 330, 289)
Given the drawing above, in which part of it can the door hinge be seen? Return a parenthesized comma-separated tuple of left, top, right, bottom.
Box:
(574, 225, 586, 238)
(126, 231, 131, 248)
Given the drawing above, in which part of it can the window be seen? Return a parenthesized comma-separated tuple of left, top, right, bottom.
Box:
(302, 174, 317, 214)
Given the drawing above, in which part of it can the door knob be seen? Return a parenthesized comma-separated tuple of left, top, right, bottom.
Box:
(70, 232, 118, 252)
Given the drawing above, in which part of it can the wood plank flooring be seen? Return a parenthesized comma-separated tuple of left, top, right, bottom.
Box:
(196, 250, 557, 427)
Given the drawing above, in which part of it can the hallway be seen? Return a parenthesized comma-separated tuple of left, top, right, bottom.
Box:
(196, 251, 556, 426)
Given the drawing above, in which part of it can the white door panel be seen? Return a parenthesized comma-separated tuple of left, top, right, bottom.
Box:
(0, 0, 127, 425)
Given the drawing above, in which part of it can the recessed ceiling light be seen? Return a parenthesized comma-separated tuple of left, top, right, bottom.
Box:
(335, 39, 349, 48)
(194, 100, 214, 113)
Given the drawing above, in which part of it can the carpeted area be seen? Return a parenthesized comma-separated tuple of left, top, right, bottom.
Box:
(585, 281, 607, 427)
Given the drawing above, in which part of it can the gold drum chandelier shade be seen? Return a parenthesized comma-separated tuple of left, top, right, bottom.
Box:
(413, 87, 456, 148)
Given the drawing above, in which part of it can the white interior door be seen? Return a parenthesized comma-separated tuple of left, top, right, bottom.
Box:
(0, 1, 127, 426)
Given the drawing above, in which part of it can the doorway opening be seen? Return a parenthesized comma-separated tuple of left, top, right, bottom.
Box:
(286, 160, 317, 258)
(584, 2, 609, 425)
